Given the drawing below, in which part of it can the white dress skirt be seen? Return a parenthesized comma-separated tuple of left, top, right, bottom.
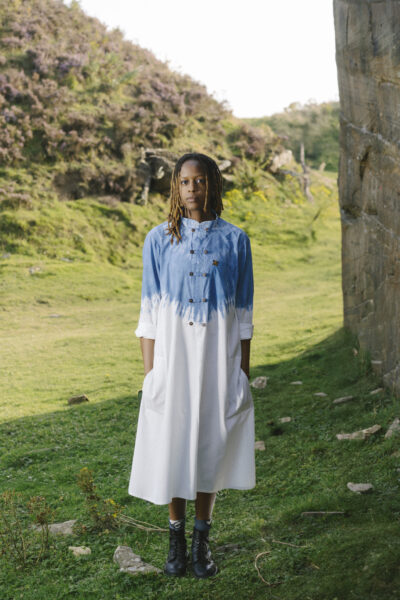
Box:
(128, 212, 256, 505)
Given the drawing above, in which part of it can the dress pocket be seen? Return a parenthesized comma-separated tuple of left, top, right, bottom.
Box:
(226, 358, 252, 419)
(142, 355, 167, 414)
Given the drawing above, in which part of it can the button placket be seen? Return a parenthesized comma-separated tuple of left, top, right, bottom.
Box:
(185, 220, 215, 325)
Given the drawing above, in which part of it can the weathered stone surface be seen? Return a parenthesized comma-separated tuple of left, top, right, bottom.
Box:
(385, 417, 400, 439)
(333, 395, 354, 404)
(32, 519, 77, 535)
(269, 149, 293, 173)
(68, 394, 89, 405)
(68, 546, 91, 557)
(347, 482, 373, 494)
(250, 376, 268, 389)
(301, 511, 345, 517)
(336, 424, 381, 440)
(290, 380, 303, 385)
(369, 388, 383, 395)
(113, 545, 161, 576)
(254, 440, 265, 450)
(279, 416, 291, 423)
(333, 0, 400, 397)
(314, 392, 328, 397)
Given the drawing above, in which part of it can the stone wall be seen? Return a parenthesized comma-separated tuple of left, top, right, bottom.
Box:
(333, 0, 400, 396)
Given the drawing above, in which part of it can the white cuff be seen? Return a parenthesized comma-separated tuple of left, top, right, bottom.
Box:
(239, 323, 254, 340)
(135, 322, 156, 339)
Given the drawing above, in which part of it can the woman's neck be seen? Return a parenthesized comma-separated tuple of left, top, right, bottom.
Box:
(183, 208, 216, 223)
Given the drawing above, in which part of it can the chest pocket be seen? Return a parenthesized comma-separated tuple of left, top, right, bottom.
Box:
(207, 253, 236, 298)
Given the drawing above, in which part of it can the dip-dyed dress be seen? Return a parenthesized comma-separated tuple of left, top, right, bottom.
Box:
(128, 211, 255, 505)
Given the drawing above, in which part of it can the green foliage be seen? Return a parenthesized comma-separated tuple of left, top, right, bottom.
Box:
(0, 490, 55, 568)
(75, 467, 124, 533)
(247, 100, 340, 171)
(0, 0, 290, 210)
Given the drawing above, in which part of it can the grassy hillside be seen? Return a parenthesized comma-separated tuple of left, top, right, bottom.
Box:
(0, 0, 303, 263)
(0, 0, 287, 209)
(246, 101, 340, 172)
(1, 169, 400, 599)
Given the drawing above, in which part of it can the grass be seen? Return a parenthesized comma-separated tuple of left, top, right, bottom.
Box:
(1, 170, 400, 599)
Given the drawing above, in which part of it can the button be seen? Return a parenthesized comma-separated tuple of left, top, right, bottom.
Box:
(204, 249, 208, 254)
(205, 228, 209, 231)
(189, 272, 193, 276)
(189, 321, 193, 326)
(202, 298, 207, 302)
(191, 228, 195, 232)
(212, 259, 219, 265)
(202, 323, 206, 327)
(190, 249, 194, 254)
(189, 298, 193, 302)
(202, 273, 208, 277)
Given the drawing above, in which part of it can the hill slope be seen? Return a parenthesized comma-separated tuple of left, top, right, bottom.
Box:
(246, 100, 340, 172)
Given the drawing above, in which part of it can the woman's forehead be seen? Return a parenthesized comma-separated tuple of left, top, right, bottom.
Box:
(180, 160, 206, 177)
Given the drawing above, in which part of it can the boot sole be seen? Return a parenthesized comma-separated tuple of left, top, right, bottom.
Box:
(192, 565, 219, 578)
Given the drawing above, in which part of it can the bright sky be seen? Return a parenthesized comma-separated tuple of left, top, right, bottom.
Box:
(73, 0, 339, 118)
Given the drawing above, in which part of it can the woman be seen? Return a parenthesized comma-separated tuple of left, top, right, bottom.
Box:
(128, 152, 255, 578)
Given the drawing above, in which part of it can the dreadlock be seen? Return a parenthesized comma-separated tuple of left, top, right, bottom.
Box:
(166, 153, 224, 244)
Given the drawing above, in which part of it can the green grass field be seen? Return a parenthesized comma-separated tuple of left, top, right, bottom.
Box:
(1, 171, 399, 599)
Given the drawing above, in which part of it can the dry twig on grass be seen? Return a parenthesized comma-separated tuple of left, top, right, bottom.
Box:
(117, 514, 168, 532)
(254, 551, 283, 588)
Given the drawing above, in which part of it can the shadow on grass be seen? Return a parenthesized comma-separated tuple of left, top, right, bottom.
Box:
(1, 327, 400, 599)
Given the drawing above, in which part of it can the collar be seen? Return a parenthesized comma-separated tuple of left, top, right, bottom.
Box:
(180, 209, 219, 231)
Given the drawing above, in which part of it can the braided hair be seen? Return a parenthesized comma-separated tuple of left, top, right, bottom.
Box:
(166, 153, 224, 244)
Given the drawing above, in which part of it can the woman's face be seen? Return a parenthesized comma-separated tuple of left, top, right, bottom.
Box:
(179, 160, 208, 215)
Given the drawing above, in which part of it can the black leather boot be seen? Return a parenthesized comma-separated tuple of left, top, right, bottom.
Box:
(191, 526, 218, 578)
(164, 526, 188, 576)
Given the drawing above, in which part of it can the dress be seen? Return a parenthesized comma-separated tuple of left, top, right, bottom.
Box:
(128, 211, 255, 505)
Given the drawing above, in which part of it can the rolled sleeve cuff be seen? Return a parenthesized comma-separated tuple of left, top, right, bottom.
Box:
(135, 322, 156, 339)
(239, 323, 254, 340)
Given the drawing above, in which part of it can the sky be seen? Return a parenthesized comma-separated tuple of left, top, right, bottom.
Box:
(73, 0, 339, 119)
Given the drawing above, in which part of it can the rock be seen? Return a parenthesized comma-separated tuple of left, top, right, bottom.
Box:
(218, 159, 231, 172)
(113, 545, 161, 576)
(333, 0, 400, 397)
(254, 440, 265, 450)
(290, 380, 303, 385)
(385, 418, 400, 439)
(61, 257, 73, 262)
(215, 542, 241, 553)
(49, 314, 62, 318)
(32, 519, 77, 535)
(336, 424, 381, 440)
(279, 417, 291, 423)
(347, 482, 373, 494)
(1, 252, 11, 259)
(301, 511, 345, 517)
(269, 149, 294, 173)
(371, 360, 383, 375)
(314, 392, 328, 397)
(69, 546, 91, 557)
(333, 395, 354, 404)
(250, 376, 269, 389)
(369, 388, 383, 395)
(29, 266, 41, 274)
(68, 394, 89, 405)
